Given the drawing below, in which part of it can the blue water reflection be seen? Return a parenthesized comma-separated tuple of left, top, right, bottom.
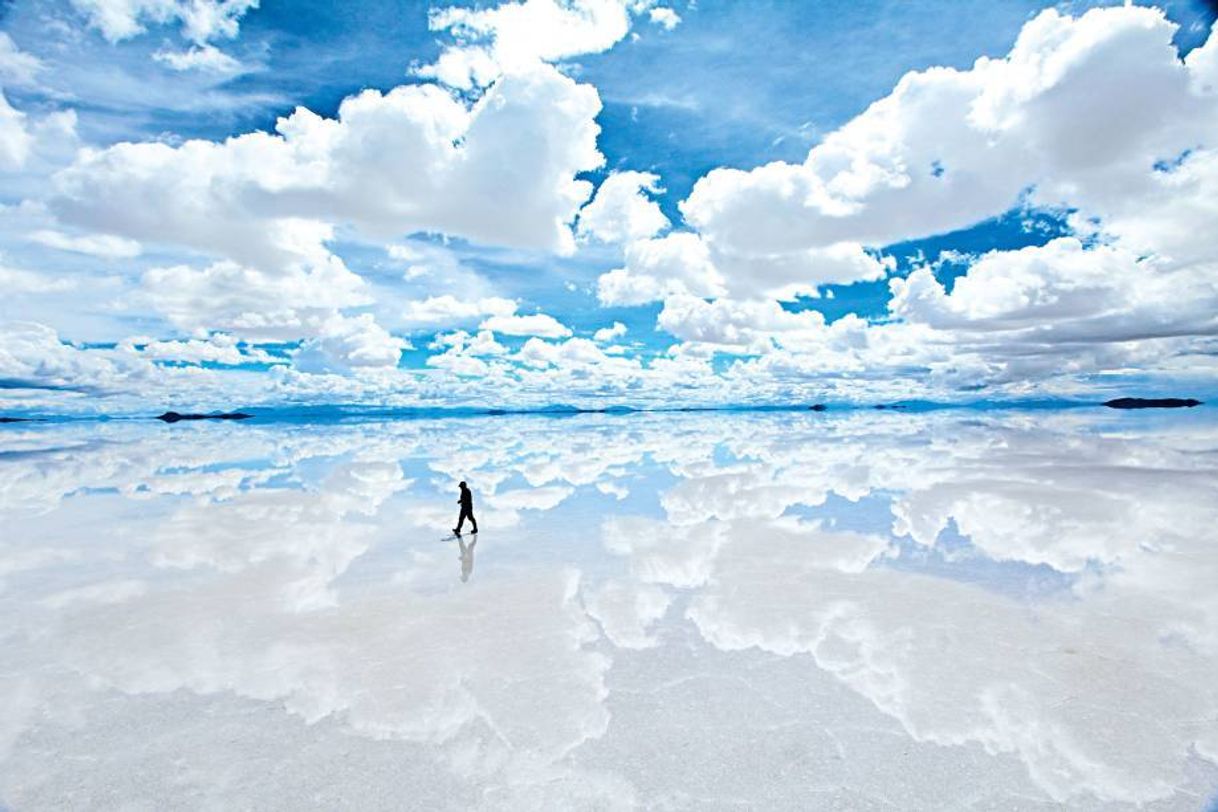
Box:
(1, 409, 1216, 808)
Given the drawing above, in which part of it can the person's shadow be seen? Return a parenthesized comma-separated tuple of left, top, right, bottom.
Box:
(458, 535, 477, 583)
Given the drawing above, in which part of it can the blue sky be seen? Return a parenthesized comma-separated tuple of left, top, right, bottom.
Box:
(1, 0, 1217, 413)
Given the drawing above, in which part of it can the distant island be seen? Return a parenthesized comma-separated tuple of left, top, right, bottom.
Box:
(1103, 398, 1203, 409)
(0, 417, 32, 423)
(156, 411, 253, 423)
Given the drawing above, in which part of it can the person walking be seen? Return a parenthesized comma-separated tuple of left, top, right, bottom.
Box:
(454, 480, 478, 535)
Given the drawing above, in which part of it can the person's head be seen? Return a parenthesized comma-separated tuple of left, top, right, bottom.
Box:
(459, 480, 467, 489)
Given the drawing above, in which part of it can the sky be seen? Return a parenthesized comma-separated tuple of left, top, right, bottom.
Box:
(1, 0, 1217, 414)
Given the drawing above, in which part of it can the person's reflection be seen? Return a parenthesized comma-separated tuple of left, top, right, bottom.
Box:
(458, 535, 477, 583)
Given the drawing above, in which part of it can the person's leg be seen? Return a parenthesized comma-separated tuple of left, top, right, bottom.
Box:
(455, 509, 465, 533)
(470, 511, 478, 533)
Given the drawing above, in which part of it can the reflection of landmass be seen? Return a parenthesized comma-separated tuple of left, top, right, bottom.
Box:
(1104, 397, 1202, 409)
(157, 411, 253, 422)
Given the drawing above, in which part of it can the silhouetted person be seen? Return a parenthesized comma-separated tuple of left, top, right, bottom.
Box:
(458, 535, 477, 582)
(454, 480, 478, 535)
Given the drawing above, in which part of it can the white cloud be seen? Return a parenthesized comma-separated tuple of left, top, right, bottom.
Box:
(431, 329, 508, 357)
(0, 33, 43, 88)
(598, 229, 889, 305)
(577, 170, 669, 243)
(515, 336, 581, 366)
(137, 257, 371, 339)
(425, 329, 512, 377)
(0, 321, 149, 394)
(425, 347, 493, 378)
(401, 296, 518, 329)
(120, 333, 279, 366)
(647, 7, 680, 31)
(596, 232, 724, 305)
(657, 295, 826, 352)
(593, 321, 627, 342)
(881, 237, 1218, 388)
(49, 63, 603, 356)
(717, 241, 892, 300)
(0, 91, 32, 170)
(890, 237, 1198, 339)
(597, 5, 1218, 397)
(8, 2, 1218, 408)
(681, 7, 1214, 258)
(52, 65, 604, 263)
(69, 0, 260, 44)
(0, 104, 79, 180)
(418, 0, 634, 90)
(28, 229, 141, 259)
(480, 312, 572, 338)
(292, 314, 409, 375)
(0, 264, 76, 294)
(152, 44, 244, 75)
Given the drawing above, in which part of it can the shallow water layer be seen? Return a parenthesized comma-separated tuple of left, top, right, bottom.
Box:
(2, 409, 1217, 810)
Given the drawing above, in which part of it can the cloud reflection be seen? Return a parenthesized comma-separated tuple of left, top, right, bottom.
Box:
(1, 410, 1216, 807)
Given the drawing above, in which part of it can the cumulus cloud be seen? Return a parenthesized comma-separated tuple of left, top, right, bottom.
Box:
(120, 333, 280, 366)
(53, 67, 603, 262)
(425, 329, 513, 377)
(8, 2, 1218, 408)
(598, 230, 889, 305)
(657, 295, 827, 352)
(480, 312, 572, 338)
(577, 170, 669, 243)
(890, 237, 1217, 342)
(431, 329, 508, 357)
(418, 0, 635, 90)
(137, 257, 371, 339)
(292, 314, 409, 375)
(681, 7, 1212, 255)
(0, 322, 148, 393)
(648, 7, 680, 31)
(69, 0, 259, 44)
(599, 6, 1218, 397)
(593, 321, 627, 342)
(401, 296, 518, 329)
(596, 232, 724, 305)
(22, 2, 629, 400)
(515, 336, 635, 372)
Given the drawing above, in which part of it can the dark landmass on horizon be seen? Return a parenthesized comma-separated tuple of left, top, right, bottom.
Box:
(156, 411, 254, 423)
(1103, 398, 1203, 409)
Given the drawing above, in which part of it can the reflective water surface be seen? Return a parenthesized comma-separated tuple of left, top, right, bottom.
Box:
(2, 409, 1217, 810)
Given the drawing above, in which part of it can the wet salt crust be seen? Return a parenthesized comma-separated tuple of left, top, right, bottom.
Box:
(1, 408, 1217, 809)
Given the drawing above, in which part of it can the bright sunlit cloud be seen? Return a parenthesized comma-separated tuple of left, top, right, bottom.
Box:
(1, 0, 1216, 413)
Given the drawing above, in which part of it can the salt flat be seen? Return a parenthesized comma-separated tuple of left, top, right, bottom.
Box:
(2, 409, 1217, 810)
